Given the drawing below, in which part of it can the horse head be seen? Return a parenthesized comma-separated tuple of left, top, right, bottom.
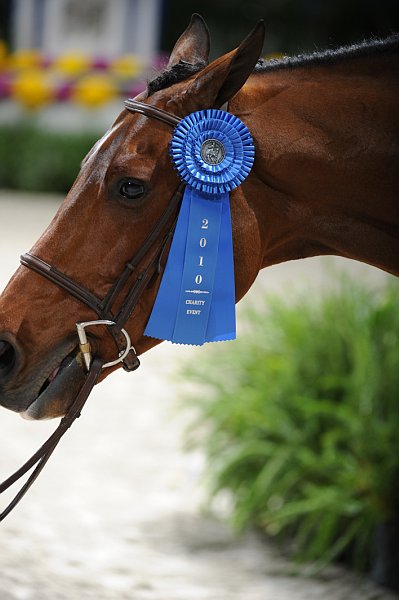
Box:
(0, 15, 266, 419)
(2, 15, 398, 426)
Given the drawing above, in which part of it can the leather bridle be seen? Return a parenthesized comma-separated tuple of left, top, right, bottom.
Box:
(0, 99, 185, 521)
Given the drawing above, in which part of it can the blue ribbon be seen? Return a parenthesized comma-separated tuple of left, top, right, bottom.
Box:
(144, 109, 254, 346)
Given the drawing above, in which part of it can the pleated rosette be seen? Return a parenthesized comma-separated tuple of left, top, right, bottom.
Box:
(169, 109, 255, 195)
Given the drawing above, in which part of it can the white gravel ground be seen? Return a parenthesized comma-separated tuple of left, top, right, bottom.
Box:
(0, 191, 397, 600)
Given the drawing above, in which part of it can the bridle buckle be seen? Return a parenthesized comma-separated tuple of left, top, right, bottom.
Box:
(76, 320, 134, 371)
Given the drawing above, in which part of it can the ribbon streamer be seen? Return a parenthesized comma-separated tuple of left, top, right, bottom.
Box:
(145, 109, 255, 345)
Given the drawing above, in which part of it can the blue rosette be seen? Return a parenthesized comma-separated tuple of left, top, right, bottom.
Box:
(170, 109, 255, 195)
(144, 109, 255, 346)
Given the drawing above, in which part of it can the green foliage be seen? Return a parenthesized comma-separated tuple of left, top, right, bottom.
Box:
(181, 276, 399, 571)
(0, 124, 98, 193)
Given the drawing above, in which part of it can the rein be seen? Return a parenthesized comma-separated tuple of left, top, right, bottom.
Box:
(0, 100, 184, 521)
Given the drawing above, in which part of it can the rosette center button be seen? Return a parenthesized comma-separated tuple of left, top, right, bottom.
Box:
(200, 139, 226, 165)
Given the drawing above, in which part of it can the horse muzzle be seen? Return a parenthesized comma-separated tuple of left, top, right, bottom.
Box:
(0, 333, 87, 419)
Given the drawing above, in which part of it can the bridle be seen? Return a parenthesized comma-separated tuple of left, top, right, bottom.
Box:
(0, 99, 185, 521)
(22, 99, 184, 374)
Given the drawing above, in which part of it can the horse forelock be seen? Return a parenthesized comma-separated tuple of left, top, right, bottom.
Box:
(147, 60, 208, 96)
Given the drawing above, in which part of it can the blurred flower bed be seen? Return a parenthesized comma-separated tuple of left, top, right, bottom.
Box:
(0, 40, 163, 109)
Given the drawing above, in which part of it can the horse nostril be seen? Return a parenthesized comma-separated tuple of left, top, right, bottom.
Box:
(0, 339, 17, 378)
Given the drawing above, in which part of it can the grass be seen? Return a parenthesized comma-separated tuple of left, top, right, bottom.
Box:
(180, 275, 399, 571)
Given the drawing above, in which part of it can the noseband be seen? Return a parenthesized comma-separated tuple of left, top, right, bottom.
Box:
(0, 99, 185, 521)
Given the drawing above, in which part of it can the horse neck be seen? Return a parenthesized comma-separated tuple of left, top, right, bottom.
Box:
(232, 51, 399, 276)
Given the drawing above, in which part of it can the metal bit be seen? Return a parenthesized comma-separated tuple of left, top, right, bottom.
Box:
(76, 319, 134, 372)
(76, 322, 92, 371)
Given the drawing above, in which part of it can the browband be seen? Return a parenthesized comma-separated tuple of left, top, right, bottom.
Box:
(124, 99, 229, 127)
(124, 99, 181, 127)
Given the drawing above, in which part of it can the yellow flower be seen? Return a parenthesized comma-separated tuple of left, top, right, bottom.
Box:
(54, 52, 90, 76)
(11, 69, 53, 109)
(72, 74, 117, 107)
(0, 40, 7, 71)
(111, 54, 142, 79)
(8, 49, 42, 70)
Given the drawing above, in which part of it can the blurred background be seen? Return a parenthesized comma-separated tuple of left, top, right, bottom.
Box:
(1, 0, 398, 193)
(0, 0, 398, 191)
(0, 2, 399, 599)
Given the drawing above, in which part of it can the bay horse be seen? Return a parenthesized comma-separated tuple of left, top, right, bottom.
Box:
(0, 15, 398, 426)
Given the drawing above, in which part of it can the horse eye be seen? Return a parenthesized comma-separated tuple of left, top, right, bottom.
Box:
(119, 179, 146, 200)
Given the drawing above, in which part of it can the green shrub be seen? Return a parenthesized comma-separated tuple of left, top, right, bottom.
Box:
(181, 276, 399, 571)
(0, 124, 98, 193)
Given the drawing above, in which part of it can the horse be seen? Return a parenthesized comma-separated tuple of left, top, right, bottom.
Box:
(0, 14, 398, 425)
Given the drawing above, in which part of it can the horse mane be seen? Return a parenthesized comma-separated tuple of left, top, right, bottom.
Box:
(147, 35, 399, 96)
(256, 34, 399, 73)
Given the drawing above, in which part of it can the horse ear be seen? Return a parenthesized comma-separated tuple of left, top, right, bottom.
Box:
(167, 14, 210, 68)
(172, 21, 265, 111)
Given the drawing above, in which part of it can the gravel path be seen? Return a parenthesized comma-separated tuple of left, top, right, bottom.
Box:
(0, 191, 397, 600)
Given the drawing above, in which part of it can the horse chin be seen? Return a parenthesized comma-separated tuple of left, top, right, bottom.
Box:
(21, 354, 86, 420)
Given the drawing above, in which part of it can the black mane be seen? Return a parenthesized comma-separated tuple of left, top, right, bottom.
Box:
(256, 34, 399, 73)
(147, 35, 399, 96)
(147, 60, 207, 96)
